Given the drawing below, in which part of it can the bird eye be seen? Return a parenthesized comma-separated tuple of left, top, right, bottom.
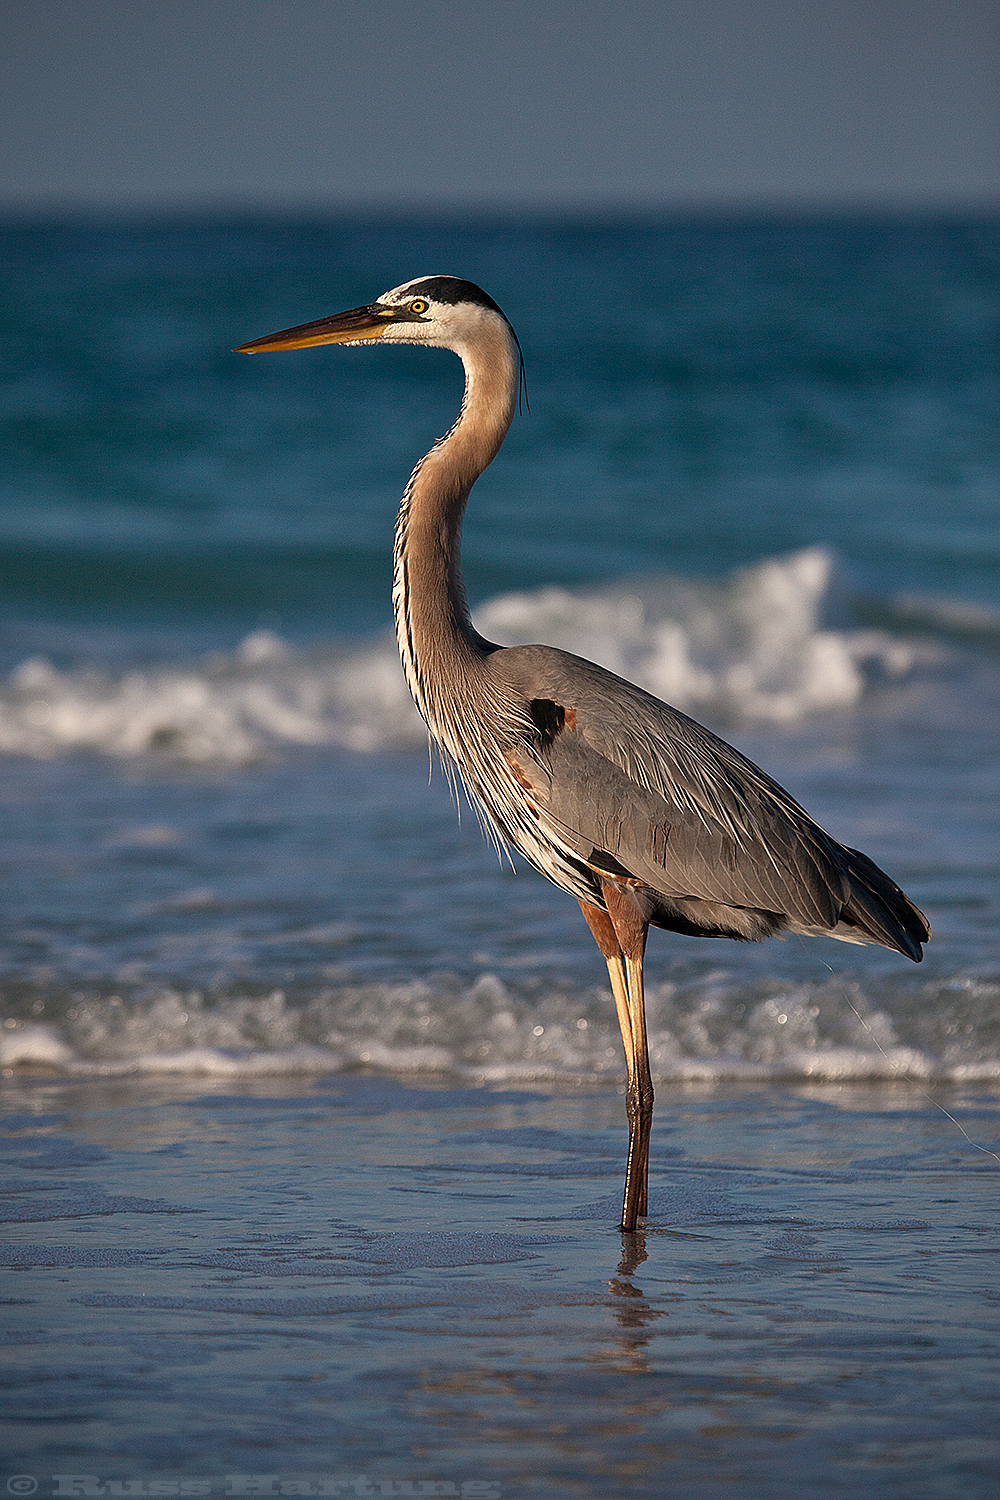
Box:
(409, 299, 428, 315)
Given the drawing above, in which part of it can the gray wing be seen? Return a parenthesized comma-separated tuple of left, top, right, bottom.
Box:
(491, 644, 929, 960)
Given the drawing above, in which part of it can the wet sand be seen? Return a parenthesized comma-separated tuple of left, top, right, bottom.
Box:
(3, 1070, 999, 1498)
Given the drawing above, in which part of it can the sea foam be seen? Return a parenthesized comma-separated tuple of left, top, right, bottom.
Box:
(0, 548, 932, 763)
(3, 968, 997, 1084)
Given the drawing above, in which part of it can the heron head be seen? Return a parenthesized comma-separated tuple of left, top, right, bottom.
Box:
(234, 275, 516, 355)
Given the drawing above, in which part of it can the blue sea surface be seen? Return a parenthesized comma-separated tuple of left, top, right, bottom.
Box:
(0, 212, 998, 1494)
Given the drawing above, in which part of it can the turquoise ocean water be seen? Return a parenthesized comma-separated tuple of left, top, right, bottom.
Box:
(2, 213, 999, 1495)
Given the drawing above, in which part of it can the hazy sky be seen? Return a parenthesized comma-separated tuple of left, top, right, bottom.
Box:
(2, 0, 997, 210)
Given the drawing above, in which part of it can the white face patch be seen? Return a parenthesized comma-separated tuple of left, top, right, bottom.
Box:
(375, 280, 508, 353)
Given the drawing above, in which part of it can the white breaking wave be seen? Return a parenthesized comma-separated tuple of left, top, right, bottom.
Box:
(1, 969, 996, 1083)
(0, 548, 932, 763)
(476, 546, 923, 723)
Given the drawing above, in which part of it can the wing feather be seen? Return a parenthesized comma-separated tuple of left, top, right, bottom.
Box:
(493, 644, 928, 957)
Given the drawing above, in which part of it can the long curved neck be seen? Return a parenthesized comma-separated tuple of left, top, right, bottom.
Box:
(392, 321, 519, 745)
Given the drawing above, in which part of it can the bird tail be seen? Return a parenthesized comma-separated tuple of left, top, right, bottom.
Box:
(839, 845, 931, 961)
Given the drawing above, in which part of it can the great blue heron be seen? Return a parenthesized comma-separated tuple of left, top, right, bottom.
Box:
(236, 276, 930, 1233)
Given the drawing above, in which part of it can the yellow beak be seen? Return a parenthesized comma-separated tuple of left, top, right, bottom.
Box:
(234, 303, 394, 353)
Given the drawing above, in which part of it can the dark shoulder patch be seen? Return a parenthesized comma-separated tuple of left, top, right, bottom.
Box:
(529, 698, 569, 746)
(405, 277, 510, 321)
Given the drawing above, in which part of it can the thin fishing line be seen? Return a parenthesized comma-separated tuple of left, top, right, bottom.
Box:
(810, 955, 1000, 1163)
(841, 983, 1000, 1165)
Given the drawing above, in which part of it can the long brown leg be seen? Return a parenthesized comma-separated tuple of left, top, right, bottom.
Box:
(579, 897, 633, 1065)
(579, 888, 653, 1232)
